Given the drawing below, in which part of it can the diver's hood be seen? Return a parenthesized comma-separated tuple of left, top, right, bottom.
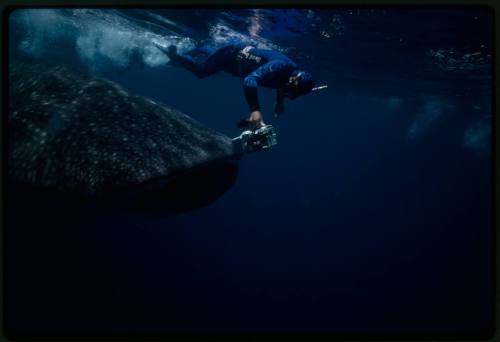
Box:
(290, 70, 315, 96)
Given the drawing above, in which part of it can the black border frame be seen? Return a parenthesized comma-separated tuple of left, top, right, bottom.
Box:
(1, 1, 497, 341)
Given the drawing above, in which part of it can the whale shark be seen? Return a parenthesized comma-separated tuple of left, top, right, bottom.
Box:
(8, 59, 240, 214)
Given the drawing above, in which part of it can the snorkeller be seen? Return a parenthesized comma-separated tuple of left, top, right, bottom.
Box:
(158, 43, 324, 130)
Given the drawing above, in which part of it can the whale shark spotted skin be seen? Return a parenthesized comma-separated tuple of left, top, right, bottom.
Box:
(9, 60, 239, 212)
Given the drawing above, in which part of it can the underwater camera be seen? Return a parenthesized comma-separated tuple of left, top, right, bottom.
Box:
(232, 125, 278, 154)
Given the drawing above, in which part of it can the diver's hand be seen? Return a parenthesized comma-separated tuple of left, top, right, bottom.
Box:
(274, 102, 284, 116)
(249, 110, 265, 127)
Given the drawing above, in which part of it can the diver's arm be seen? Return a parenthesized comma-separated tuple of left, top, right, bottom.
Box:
(242, 61, 293, 126)
(243, 77, 261, 112)
(243, 78, 264, 126)
(243, 61, 290, 113)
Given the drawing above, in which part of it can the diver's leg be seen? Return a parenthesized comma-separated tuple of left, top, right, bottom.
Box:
(168, 45, 235, 78)
(194, 45, 215, 56)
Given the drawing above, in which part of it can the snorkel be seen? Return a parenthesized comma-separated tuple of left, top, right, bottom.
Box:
(284, 82, 328, 99)
(312, 85, 328, 91)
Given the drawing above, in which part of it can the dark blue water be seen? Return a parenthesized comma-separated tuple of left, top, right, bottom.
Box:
(6, 8, 493, 337)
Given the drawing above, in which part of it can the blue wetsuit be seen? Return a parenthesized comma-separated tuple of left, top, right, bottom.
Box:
(169, 43, 300, 112)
